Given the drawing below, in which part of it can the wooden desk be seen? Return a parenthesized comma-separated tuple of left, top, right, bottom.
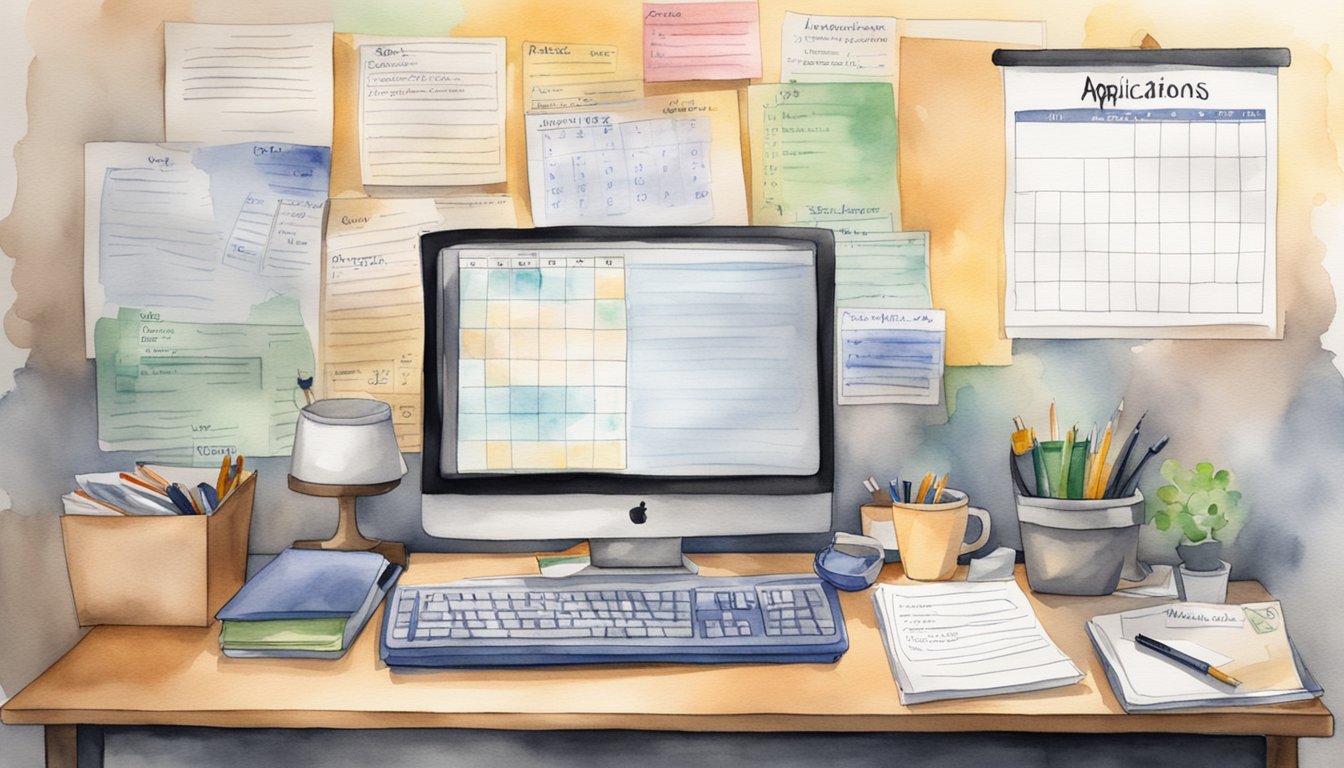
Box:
(2, 554, 1332, 768)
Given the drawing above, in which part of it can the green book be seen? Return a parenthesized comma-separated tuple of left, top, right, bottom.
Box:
(219, 617, 347, 652)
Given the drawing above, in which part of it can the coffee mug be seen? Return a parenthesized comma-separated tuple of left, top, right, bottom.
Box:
(891, 489, 992, 581)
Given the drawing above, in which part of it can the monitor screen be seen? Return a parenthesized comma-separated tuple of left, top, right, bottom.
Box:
(421, 226, 834, 545)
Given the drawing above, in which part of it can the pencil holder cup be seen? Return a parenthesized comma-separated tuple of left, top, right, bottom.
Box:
(891, 490, 991, 581)
(1016, 492, 1144, 595)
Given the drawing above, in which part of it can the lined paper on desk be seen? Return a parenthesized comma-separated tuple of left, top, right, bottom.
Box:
(164, 22, 334, 146)
(358, 38, 506, 186)
(872, 581, 1082, 704)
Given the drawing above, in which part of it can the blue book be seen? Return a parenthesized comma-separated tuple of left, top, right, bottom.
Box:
(217, 549, 401, 658)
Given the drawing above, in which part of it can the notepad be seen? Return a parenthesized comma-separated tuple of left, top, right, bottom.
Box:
(872, 581, 1083, 704)
(1086, 601, 1322, 711)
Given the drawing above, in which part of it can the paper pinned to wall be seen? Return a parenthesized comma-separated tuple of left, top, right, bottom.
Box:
(164, 22, 334, 147)
(322, 197, 443, 451)
(748, 82, 900, 228)
(522, 41, 643, 112)
(837, 308, 945, 405)
(84, 142, 330, 357)
(999, 50, 1283, 335)
(435, 195, 519, 228)
(93, 296, 315, 462)
(781, 12, 895, 84)
(642, 1, 762, 82)
(833, 229, 931, 309)
(358, 38, 506, 186)
(526, 91, 747, 227)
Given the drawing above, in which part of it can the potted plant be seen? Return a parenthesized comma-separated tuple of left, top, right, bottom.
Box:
(1147, 460, 1245, 602)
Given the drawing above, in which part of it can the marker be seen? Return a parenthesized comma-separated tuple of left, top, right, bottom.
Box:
(1135, 634, 1242, 687)
(164, 483, 197, 515)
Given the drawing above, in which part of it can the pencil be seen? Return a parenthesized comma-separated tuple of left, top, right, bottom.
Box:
(1049, 400, 1058, 441)
(931, 473, 950, 503)
(134, 463, 170, 490)
(914, 472, 934, 505)
(119, 472, 168, 496)
(215, 455, 230, 497)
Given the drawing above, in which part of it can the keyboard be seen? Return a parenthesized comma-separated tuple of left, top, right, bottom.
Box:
(379, 572, 848, 667)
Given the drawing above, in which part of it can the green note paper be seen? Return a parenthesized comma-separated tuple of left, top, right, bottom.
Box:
(748, 82, 900, 227)
(94, 296, 316, 464)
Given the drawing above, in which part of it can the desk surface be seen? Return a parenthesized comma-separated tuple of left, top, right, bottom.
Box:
(1, 553, 1333, 738)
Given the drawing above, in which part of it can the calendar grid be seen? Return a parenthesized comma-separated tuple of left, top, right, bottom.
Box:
(1012, 108, 1268, 318)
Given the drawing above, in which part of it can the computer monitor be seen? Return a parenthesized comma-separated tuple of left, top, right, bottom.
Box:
(420, 226, 835, 571)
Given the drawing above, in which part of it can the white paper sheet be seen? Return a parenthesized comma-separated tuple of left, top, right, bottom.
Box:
(872, 581, 1082, 704)
(837, 308, 944, 405)
(1002, 63, 1279, 332)
(165, 22, 334, 146)
(358, 38, 506, 186)
(781, 12, 895, 84)
(84, 142, 329, 357)
(525, 92, 748, 226)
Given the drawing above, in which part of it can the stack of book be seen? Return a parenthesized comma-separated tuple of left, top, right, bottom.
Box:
(217, 548, 401, 659)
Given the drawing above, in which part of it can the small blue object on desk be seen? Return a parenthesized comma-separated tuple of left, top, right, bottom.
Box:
(813, 532, 884, 591)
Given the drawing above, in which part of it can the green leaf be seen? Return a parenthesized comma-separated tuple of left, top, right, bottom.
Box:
(1156, 485, 1180, 504)
(1180, 514, 1208, 542)
(1154, 511, 1171, 531)
(1213, 469, 1232, 489)
(1159, 459, 1180, 481)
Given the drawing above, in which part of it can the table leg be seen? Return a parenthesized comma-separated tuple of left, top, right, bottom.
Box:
(1266, 736, 1298, 768)
(44, 725, 75, 768)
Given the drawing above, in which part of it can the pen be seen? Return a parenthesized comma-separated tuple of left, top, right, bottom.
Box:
(1119, 435, 1170, 497)
(1135, 634, 1242, 687)
(164, 483, 197, 515)
(889, 478, 901, 504)
(902, 480, 913, 505)
(1104, 411, 1146, 498)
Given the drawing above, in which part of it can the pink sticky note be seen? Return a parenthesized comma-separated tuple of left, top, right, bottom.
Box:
(643, 2, 762, 82)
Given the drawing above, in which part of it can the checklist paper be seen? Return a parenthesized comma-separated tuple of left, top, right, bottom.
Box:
(358, 38, 507, 186)
(1000, 56, 1282, 335)
(872, 581, 1082, 704)
(642, 1, 762, 82)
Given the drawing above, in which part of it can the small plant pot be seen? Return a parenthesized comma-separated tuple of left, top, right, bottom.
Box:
(1177, 539, 1224, 572)
(1177, 560, 1230, 603)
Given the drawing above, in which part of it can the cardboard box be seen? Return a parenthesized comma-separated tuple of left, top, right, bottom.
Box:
(60, 471, 255, 626)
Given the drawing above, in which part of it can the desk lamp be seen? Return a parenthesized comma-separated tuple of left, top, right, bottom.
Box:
(288, 398, 407, 566)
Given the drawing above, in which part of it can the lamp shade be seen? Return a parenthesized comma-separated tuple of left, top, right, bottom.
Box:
(289, 399, 407, 486)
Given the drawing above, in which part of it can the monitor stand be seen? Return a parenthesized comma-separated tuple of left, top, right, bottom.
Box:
(583, 537, 699, 575)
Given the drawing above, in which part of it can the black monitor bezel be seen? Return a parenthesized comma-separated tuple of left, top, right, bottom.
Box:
(420, 225, 835, 496)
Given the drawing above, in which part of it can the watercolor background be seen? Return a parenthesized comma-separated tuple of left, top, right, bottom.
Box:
(1, 0, 1342, 765)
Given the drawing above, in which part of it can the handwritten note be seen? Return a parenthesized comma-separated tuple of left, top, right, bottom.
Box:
(748, 82, 900, 227)
(525, 92, 747, 226)
(523, 41, 642, 112)
(873, 581, 1083, 703)
(93, 297, 315, 463)
(84, 142, 329, 357)
(643, 2, 762, 82)
(781, 12, 895, 83)
(358, 38, 506, 186)
(838, 309, 945, 405)
(833, 229, 931, 309)
(322, 198, 442, 451)
(164, 22, 334, 146)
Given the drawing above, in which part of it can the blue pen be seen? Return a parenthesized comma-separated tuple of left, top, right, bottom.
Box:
(889, 477, 901, 503)
(198, 482, 219, 514)
(164, 483, 197, 515)
(902, 480, 913, 505)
